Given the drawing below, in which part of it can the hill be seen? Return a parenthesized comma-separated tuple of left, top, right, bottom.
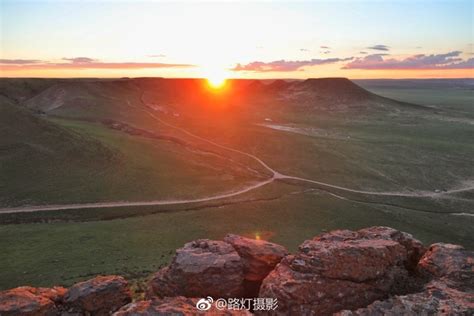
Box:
(0, 101, 117, 206)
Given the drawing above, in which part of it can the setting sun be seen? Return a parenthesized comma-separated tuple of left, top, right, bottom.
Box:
(203, 66, 228, 89)
(207, 76, 226, 89)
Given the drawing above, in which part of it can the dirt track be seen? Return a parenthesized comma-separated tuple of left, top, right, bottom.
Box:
(1, 92, 472, 215)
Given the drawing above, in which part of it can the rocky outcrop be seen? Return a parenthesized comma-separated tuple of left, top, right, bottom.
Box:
(224, 234, 288, 282)
(63, 275, 131, 315)
(147, 236, 287, 299)
(148, 239, 246, 298)
(1, 227, 471, 315)
(0, 276, 130, 316)
(114, 297, 252, 315)
(258, 227, 425, 315)
(337, 280, 473, 315)
(0, 286, 66, 316)
(338, 242, 474, 315)
(418, 243, 473, 289)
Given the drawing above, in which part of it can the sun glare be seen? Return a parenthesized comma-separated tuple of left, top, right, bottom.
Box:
(207, 76, 226, 89)
(204, 67, 228, 89)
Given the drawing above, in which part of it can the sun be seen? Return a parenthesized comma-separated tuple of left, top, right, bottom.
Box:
(203, 67, 228, 89)
(207, 76, 226, 89)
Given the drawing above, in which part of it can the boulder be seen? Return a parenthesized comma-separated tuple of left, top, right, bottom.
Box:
(63, 275, 131, 315)
(0, 286, 63, 316)
(258, 227, 421, 315)
(337, 280, 474, 315)
(417, 243, 474, 290)
(114, 297, 252, 315)
(224, 234, 288, 282)
(357, 226, 426, 269)
(224, 234, 287, 296)
(148, 239, 245, 298)
(32, 286, 67, 304)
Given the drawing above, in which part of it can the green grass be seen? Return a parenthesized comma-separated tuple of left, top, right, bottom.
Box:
(1, 78, 473, 291)
(1, 112, 258, 206)
(1, 180, 471, 290)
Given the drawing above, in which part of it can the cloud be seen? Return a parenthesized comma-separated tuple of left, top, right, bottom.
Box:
(1, 57, 195, 71)
(320, 46, 330, 49)
(232, 57, 353, 72)
(367, 44, 390, 51)
(148, 54, 166, 58)
(300, 48, 309, 52)
(321, 50, 331, 54)
(343, 51, 474, 69)
(0, 59, 43, 64)
(359, 51, 368, 54)
(62, 57, 97, 63)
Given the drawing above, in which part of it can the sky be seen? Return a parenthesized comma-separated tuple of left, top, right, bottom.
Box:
(1, 0, 473, 79)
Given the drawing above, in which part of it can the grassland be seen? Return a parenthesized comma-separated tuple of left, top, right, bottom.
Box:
(0, 78, 472, 290)
(1, 180, 471, 290)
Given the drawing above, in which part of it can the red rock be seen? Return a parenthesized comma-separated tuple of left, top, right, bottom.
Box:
(0, 286, 58, 316)
(64, 275, 131, 315)
(418, 243, 474, 290)
(224, 234, 288, 282)
(30, 286, 67, 304)
(113, 297, 251, 315)
(336, 280, 474, 315)
(357, 226, 426, 269)
(258, 227, 419, 315)
(148, 239, 245, 298)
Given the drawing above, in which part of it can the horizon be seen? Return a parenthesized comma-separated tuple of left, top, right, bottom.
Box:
(1, 0, 473, 79)
(2, 76, 474, 81)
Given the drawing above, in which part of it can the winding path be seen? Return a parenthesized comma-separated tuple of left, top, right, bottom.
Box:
(0, 91, 472, 215)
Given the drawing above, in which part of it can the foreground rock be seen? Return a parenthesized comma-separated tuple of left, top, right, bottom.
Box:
(114, 297, 252, 315)
(148, 239, 246, 298)
(0, 286, 65, 316)
(1, 227, 472, 315)
(258, 227, 426, 315)
(63, 275, 131, 315)
(148, 236, 287, 298)
(224, 234, 288, 282)
(337, 280, 473, 315)
(224, 234, 288, 296)
(418, 243, 474, 289)
(338, 243, 474, 315)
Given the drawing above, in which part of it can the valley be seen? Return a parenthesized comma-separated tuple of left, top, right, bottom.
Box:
(0, 77, 472, 290)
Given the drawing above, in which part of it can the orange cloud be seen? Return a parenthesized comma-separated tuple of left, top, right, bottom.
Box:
(0, 57, 195, 71)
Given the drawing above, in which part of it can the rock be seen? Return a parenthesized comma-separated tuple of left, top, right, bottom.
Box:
(64, 275, 131, 315)
(114, 297, 252, 315)
(0, 286, 60, 316)
(0, 227, 471, 315)
(148, 239, 245, 298)
(357, 226, 426, 269)
(33, 286, 67, 304)
(224, 234, 288, 282)
(418, 243, 474, 290)
(336, 280, 474, 315)
(258, 227, 420, 315)
(224, 234, 287, 296)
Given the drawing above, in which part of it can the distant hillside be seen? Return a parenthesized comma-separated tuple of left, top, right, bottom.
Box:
(235, 77, 428, 112)
(24, 79, 137, 111)
(0, 78, 59, 104)
(0, 102, 116, 206)
(0, 77, 429, 118)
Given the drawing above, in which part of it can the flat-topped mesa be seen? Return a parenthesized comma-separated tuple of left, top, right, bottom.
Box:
(286, 77, 376, 106)
(1, 227, 472, 315)
(301, 77, 372, 96)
